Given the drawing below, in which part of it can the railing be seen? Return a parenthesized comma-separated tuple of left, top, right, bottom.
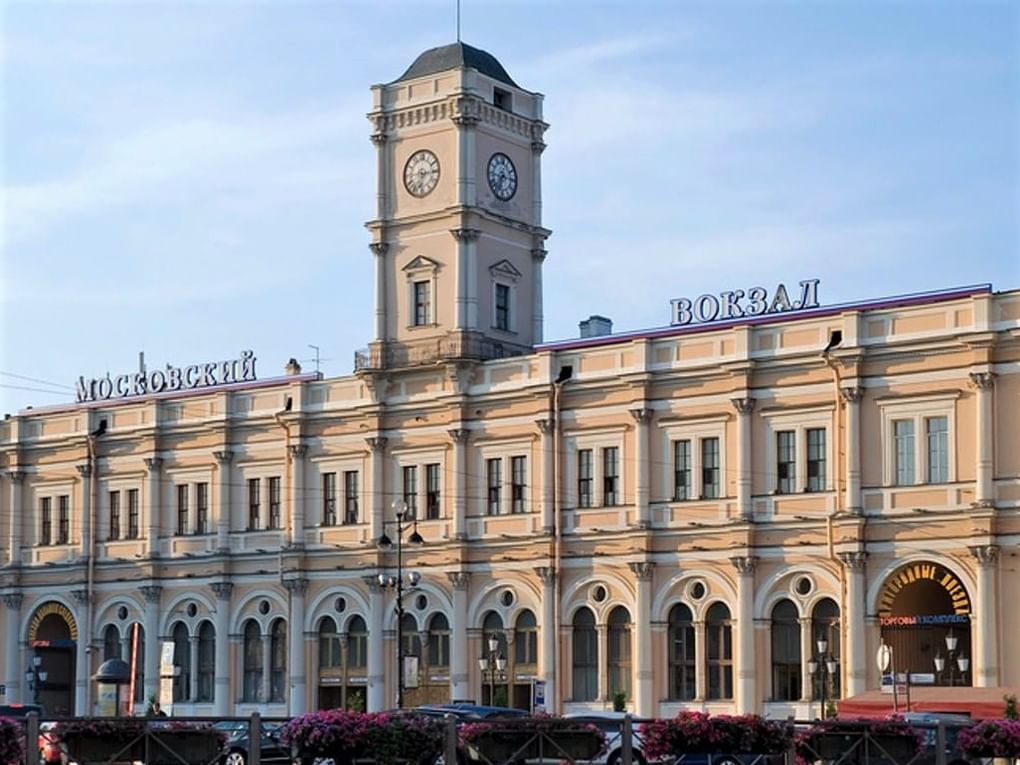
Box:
(354, 337, 527, 371)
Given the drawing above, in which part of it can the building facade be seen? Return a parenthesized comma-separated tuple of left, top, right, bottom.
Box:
(1, 43, 1018, 720)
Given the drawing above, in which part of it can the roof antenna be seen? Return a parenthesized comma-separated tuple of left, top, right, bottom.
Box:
(456, 0, 461, 42)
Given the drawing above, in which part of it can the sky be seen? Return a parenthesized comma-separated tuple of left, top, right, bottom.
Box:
(2, 0, 1018, 416)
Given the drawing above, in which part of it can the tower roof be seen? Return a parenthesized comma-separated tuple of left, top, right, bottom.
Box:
(394, 42, 518, 88)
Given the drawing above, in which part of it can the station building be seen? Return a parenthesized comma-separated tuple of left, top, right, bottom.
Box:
(1, 42, 1018, 720)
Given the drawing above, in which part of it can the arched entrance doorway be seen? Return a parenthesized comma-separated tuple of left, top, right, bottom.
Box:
(28, 602, 78, 715)
(878, 562, 971, 687)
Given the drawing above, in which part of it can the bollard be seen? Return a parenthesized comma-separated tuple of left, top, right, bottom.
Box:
(621, 714, 633, 765)
(249, 712, 262, 765)
(26, 712, 40, 765)
(444, 715, 459, 765)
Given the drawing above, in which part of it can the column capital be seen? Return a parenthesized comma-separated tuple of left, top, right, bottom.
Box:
(840, 386, 865, 403)
(447, 428, 470, 445)
(451, 227, 480, 243)
(210, 582, 233, 600)
(368, 242, 389, 257)
(452, 114, 480, 128)
(143, 456, 163, 472)
(283, 578, 309, 594)
(213, 450, 233, 465)
(531, 248, 548, 262)
(839, 551, 868, 571)
(365, 436, 388, 453)
(76, 463, 92, 478)
(5, 469, 25, 483)
(629, 408, 653, 425)
(535, 418, 554, 435)
(447, 571, 471, 590)
(71, 589, 90, 606)
(628, 561, 655, 581)
(534, 566, 556, 585)
(969, 372, 995, 390)
(3, 592, 23, 610)
(969, 544, 999, 567)
(369, 132, 388, 146)
(141, 585, 163, 604)
(288, 444, 308, 459)
(363, 574, 385, 593)
(731, 397, 755, 415)
(730, 555, 758, 576)
(531, 140, 547, 154)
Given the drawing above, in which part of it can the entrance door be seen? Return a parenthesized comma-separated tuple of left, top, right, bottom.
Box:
(32, 610, 78, 716)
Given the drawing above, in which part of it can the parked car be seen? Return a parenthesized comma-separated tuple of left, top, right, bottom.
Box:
(213, 720, 292, 765)
(896, 713, 972, 765)
(414, 703, 531, 722)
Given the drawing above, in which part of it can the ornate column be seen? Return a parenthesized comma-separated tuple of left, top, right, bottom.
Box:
(366, 438, 387, 543)
(369, 242, 388, 344)
(71, 588, 90, 713)
(366, 576, 386, 711)
(189, 633, 200, 701)
(630, 409, 653, 529)
(799, 617, 813, 701)
(841, 387, 864, 513)
(531, 248, 546, 343)
(288, 445, 308, 548)
(144, 457, 163, 558)
(970, 373, 995, 505)
(3, 592, 23, 702)
(6, 471, 25, 566)
(732, 399, 755, 520)
(451, 228, 480, 330)
(531, 140, 544, 228)
(629, 562, 654, 715)
(141, 585, 162, 705)
(213, 451, 233, 552)
(730, 555, 758, 713)
(694, 620, 707, 700)
(535, 566, 557, 711)
(453, 113, 478, 208)
(370, 131, 388, 222)
(969, 545, 999, 686)
(839, 551, 868, 695)
(448, 429, 469, 540)
(448, 571, 471, 701)
(285, 578, 308, 713)
(535, 420, 554, 534)
(210, 581, 232, 715)
(76, 464, 92, 559)
(260, 631, 272, 703)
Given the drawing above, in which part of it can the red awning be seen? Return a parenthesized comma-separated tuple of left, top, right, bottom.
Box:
(838, 687, 1020, 720)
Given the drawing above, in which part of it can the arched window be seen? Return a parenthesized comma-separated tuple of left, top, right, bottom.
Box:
(607, 606, 632, 701)
(771, 599, 801, 701)
(270, 618, 287, 702)
(481, 612, 508, 706)
(347, 616, 367, 670)
(401, 613, 420, 659)
(571, 607, 597, 702)
(319, 616, 341, 669)
(812, 598, 841, 700)
(668, 603, 695, 700)
(197, 621, 215, 702)
(103, 624, 121, 661)
(172, 622, 191, 702)
(242, 619, 262, 702)
(427, 614, 450, 669)
(706, 602, 733, 700)
(514, 610, 538, 667)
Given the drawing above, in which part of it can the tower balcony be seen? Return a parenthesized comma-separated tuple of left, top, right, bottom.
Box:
(354, 334, 529, 371)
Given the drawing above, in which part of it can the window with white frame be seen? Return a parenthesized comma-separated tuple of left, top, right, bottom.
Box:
(172, 479, 213, 536)
(268, 477, 281, 530)
(566, 430, 627, 509)
(403, 255, 439, 328)
(661, 416, 728, 503)
(879, 393, 958, 487)
(248, 478, 261, 530)
(475, 442, 532, 517)
(489, 260, 521, 334)
(402, 466, 418, 517)
(486, 458, 502, 515)
(343, 471, 359, 524)
(603, 447, 620, 506)
(760, 407, 833, 495)
(425, 464, 441, 520)
(577, 450, 593, 508)
(315, 457, 364, 527)
(127, 489, 140, 539)
(196, 481, 209, 534)
(511, 455, 527, 513)
(393, 451, 445, 520)
(40, 496, 53, 546)
(109, 490, 121, 540)
(413, 281, 431, 326)
(322, 472, 337, 526)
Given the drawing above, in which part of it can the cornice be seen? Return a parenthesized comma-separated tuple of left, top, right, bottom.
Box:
(367, 95, 546, 140)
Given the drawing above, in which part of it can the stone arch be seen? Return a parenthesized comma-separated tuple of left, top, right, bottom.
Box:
(307, 584, 370, 633)
(753, 565, 841, 620)
(653, 569, 737, 622)
(232, 590, 288, 634)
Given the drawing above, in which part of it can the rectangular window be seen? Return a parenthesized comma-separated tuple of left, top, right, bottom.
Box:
(807, 428, 826, 492)
(57, 495, 70, 544)
(602, 447, 619, 506)
(176, 485, 189, 536)
(926, 416, 949, 484)
(577, 449, 593, 508)
(495, 283, 510, 331)
(127, 489, 139, 539)
(673, 440, 691, 501)
(40, 497, 52, 546)
(109, 490, 121, 541)
(322, 473, 337, 526)
(894, 420, 915, 485)
(486, 458, 502, 516)
(511, 456, 527, 513)
(247, 478, 260, 531)
(268, 477, 281, 530)
(413, 280, 431, 326)
(344, 471, 359, 525)
(425, 464, 441, 520)
(701, 438, 720, 499)
(196, 482, 209, 534)
(402, 466, 418, 518)
(777, 431, 796, 494)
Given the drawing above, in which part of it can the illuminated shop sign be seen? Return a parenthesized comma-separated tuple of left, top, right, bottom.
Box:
(75, 350, 257, 403)
(670, 278, 820, 326)
(879, 614, 970, 626)
(878, 561, 971, 616)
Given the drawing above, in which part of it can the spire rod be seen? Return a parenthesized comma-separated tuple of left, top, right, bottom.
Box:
(456, 0, 461, 42)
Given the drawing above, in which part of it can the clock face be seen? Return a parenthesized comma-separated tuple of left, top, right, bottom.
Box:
(487, 153, 518, 201)
(404, 150, 440, 198)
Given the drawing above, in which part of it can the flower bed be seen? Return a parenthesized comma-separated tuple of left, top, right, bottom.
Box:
(281, 711, 445, 765)
(0, 716, 26, 765)
(795, 717, 923, 764)
(641, 712, 792, 759)
(460, 716, 606, 763)
(957, 720, 1020, 758)
(53, 719, 225, 765)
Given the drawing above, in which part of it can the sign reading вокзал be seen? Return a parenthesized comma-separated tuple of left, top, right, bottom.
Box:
(670, 278, 820, 326)
(75, 350, 257, 403)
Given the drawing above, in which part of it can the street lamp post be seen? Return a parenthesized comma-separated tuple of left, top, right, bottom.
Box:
(25, 654, 48, 705)
(933, 629, 969, 687)
(808, 638, 838, 719)
(377, 499, 424, 709)
(477, 634, 507, 706)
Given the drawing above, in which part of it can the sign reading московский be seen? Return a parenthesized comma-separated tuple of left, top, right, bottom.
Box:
(75, 350, 257, 403)
(671, 278, 820, 326)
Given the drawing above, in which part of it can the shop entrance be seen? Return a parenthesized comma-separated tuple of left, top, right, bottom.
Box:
(28, 602, 79, 715)
(878, 562, 972, 687)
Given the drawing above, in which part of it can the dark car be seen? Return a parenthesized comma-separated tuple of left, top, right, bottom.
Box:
(414, 704, 531, 722)
(901, 713, 972, 765)
(213, 720, 292, 765)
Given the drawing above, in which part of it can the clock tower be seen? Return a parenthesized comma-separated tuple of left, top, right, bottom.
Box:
(362, 43, 549, 371)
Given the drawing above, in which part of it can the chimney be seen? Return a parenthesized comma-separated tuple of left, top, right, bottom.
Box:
(579, 315, 613, 338)
(285, 358, 302, 376)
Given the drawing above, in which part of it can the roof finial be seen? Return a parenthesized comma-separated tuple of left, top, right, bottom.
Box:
(456, 0, 461, 42)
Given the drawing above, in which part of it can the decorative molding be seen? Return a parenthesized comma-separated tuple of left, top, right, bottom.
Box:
(531, 248, 547, 262)
(535, 418, 554, 435)
(840, 386, 865, 404)
(363, 574, 384, 594)
(731, 398, 755, 415)
(628, 561, 655, 581)
(534, 566, 556, 585)
(531, 140, 547, 154)
(452, 114, 480, 128)
(969, 545, 999, 567)
(629, 408, 653, 425)
(213, 450, 233, 465)
(210, 582, 233, 600)
(447, 571, 471, 590)
(729, 555, 758, 576)
(365, 437, 388, 453)
(368, 242, 389, 257)
(283, 578, 309, 595)
(970, 499, 996, 509)
(288, 444, 308, 459)
(143, 457, 163, 472)
(6, 470, 25, 483)
(71, 589, 90, 606)
(75, 463, 92, 478)
(451, 228, 480, 243)
(140, 585, 163, 604)
(369, 132, 388, 146)
(839, 551, 868, 571)
(447, 428, 470, 445)
(969, 372, 995, 391)
(3, 592, 23, 610)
